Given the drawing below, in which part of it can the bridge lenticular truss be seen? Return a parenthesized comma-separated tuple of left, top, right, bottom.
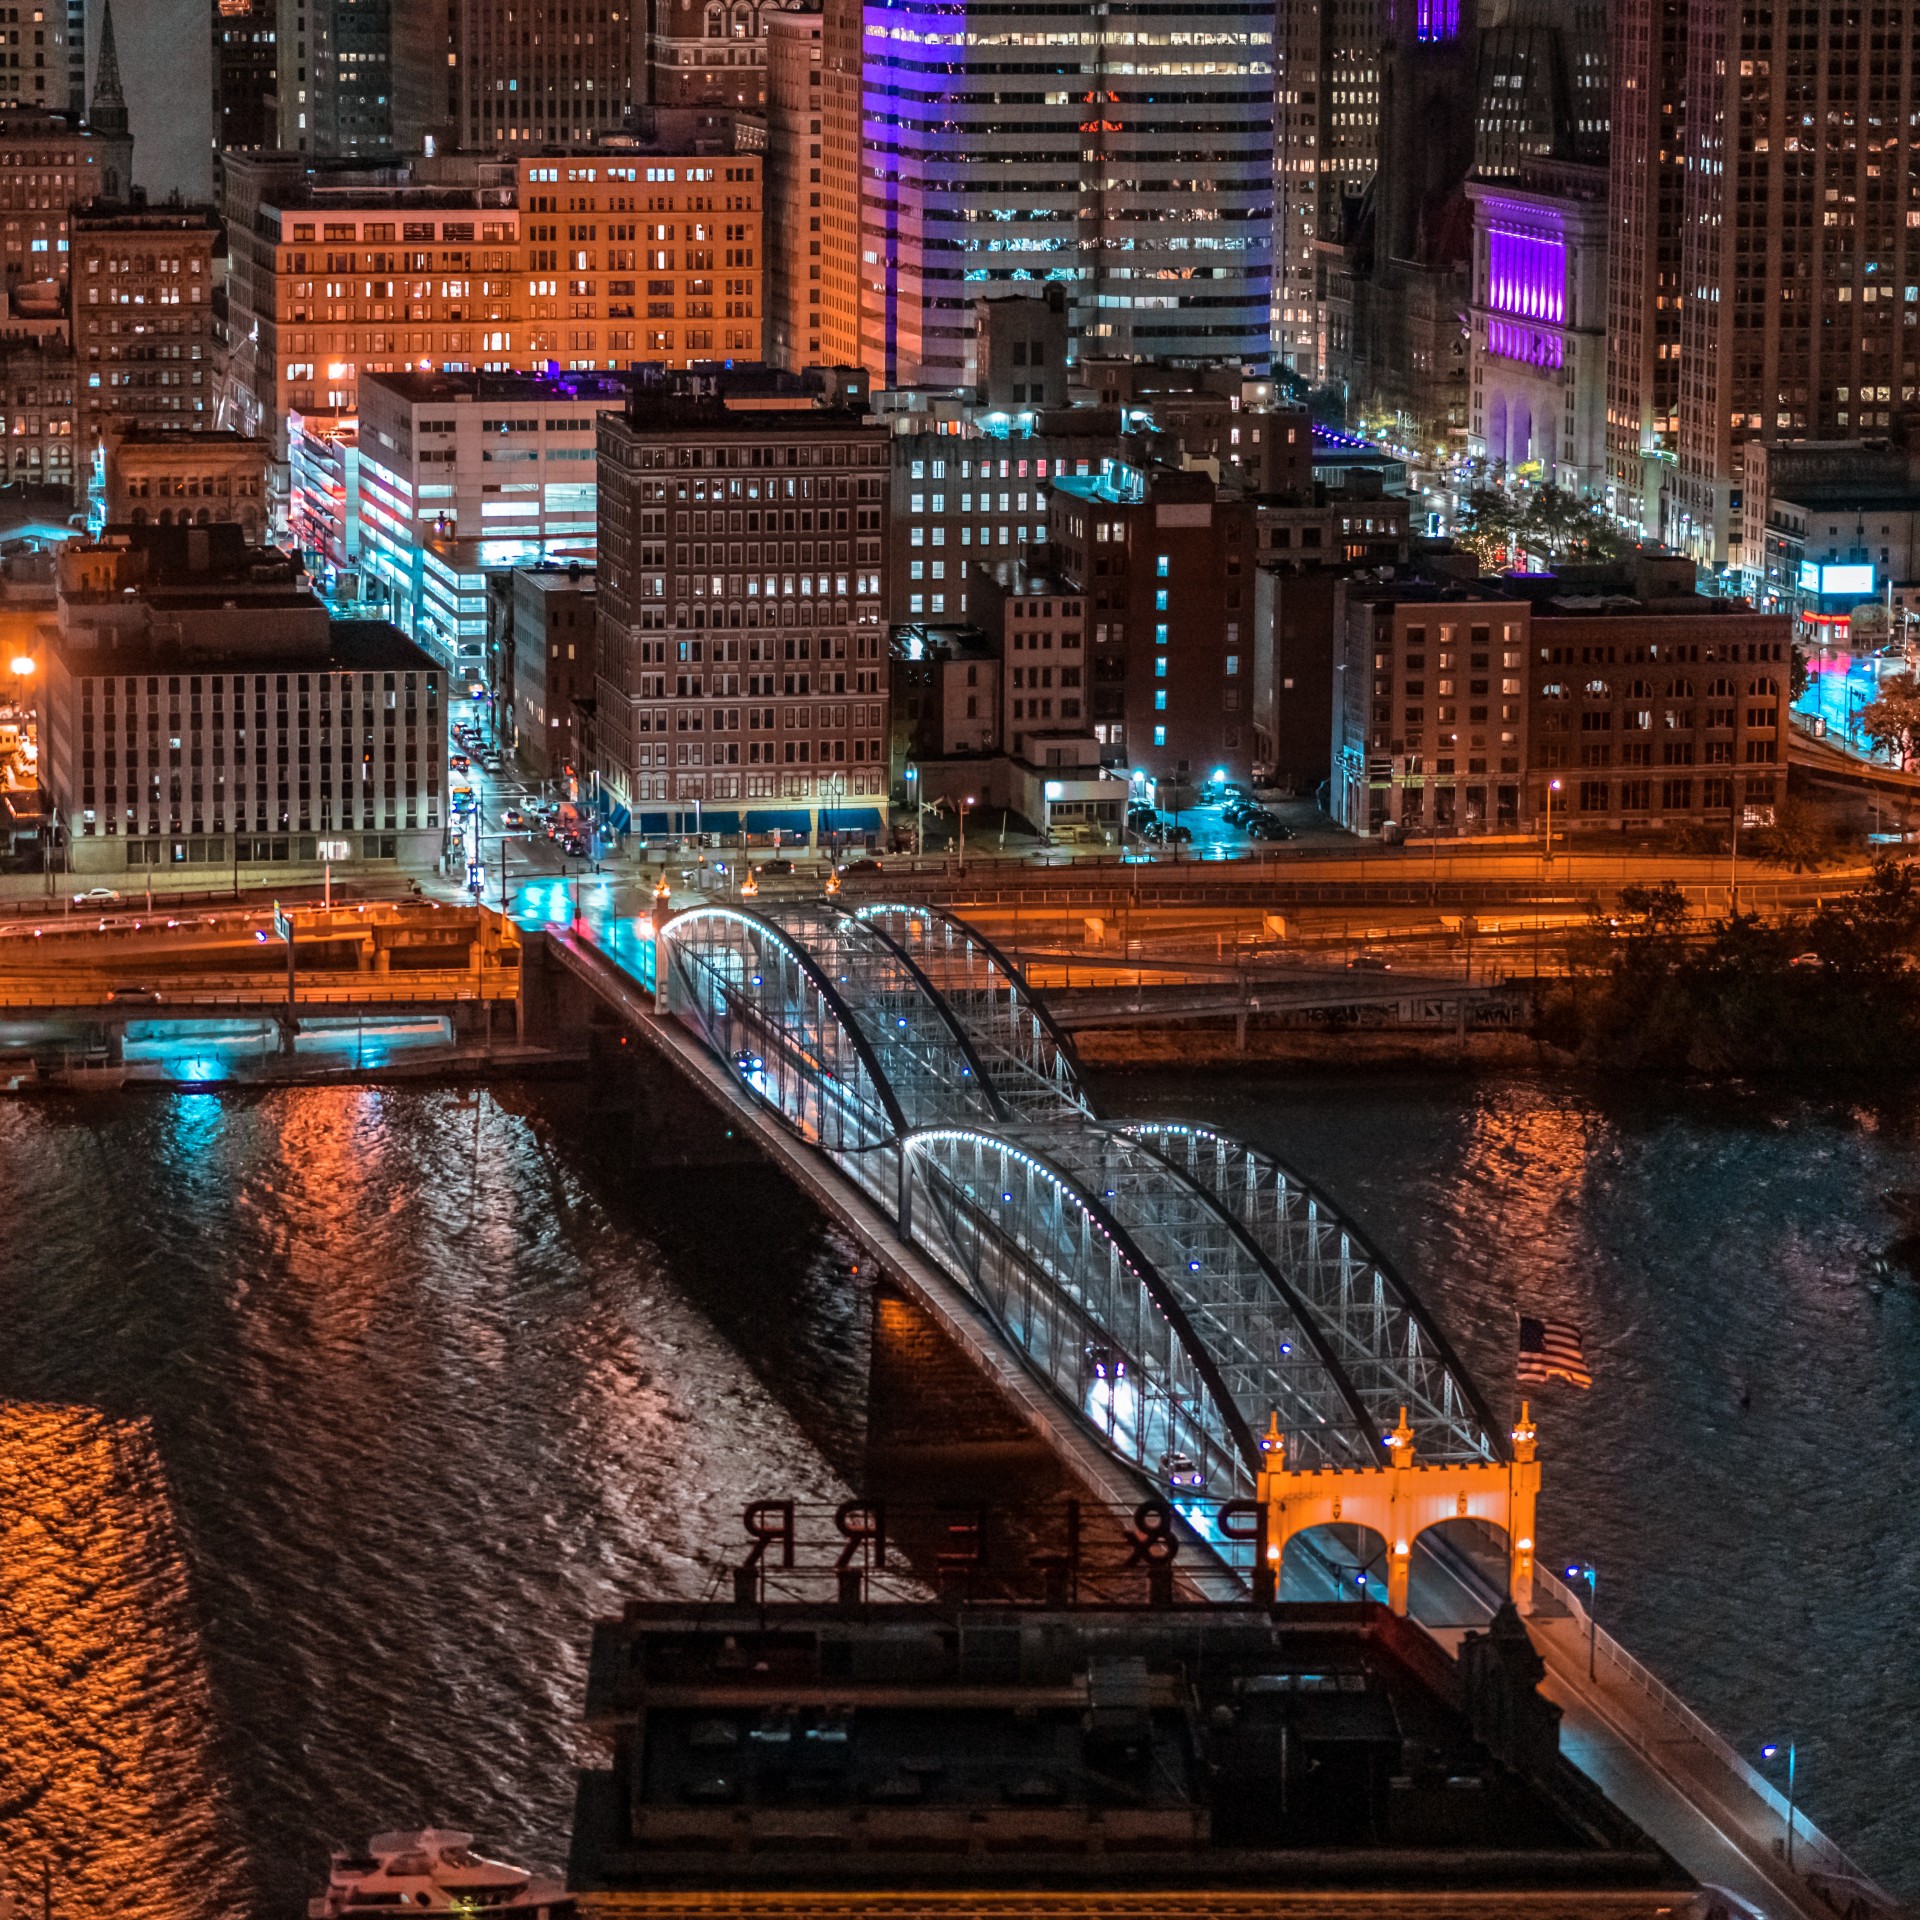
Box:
(661, 899, 1502, 1502)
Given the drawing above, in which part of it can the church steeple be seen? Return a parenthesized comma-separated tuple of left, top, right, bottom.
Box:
(89, 0, 128, 138)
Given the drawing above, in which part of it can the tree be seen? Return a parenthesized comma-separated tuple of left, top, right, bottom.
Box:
(1457, 484, 1628, 570)
(1615, 881, 1692, 934)
(1456, 487, 1523, 568)
(1857, 672, 1920, 765)
(1748, 796, 1838, 872)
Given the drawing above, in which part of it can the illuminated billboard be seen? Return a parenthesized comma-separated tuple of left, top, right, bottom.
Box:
(1799, 561, 1876, 597)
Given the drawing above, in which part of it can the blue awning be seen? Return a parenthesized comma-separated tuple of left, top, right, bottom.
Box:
(820, 807, 882, 833)
(636, 811, 673, 834)
(744, 808, 815, 834)
(701, 809, 741, 834)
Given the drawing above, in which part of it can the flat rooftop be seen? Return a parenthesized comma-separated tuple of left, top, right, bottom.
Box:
(363, 368, 632, 408)
(571, 1600, 1686, 1903)
(54, 618, 439, 678)
(1771, 488, 1920, 515)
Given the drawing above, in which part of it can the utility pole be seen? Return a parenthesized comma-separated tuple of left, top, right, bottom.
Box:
(1729, 792, 1742, 915)
(273, 899, 296, 1053)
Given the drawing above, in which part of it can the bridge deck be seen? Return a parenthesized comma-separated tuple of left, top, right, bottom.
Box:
(548, 909, 1894, 1920)
(545, 929, 1240, 1600)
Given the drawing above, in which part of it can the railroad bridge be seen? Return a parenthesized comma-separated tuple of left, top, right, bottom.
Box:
(601, 896, 1537, 1610)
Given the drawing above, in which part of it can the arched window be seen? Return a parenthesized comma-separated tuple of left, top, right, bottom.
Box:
(705, 6, 722, 36)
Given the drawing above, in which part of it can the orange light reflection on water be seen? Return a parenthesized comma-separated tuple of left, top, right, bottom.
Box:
(0, 1402, 249, 1918)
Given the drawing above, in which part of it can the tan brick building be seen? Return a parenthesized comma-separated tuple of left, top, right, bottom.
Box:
(108, 429, 270, 541)
(71, 202, 223, 452)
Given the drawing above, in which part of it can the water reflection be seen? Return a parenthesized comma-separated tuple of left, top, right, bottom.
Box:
(1098, 1067, 1920, 1899)
(0, 1088, 858, 1913)
(0, 1403, 248, 1917)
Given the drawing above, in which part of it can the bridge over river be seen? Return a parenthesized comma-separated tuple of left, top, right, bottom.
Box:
(525, 892, 1899, 1920)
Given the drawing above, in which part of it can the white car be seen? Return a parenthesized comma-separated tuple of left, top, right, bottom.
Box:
(73, 887, 120, 905)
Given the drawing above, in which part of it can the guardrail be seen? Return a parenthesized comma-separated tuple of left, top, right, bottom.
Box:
(0, 974, 515, 1011)
(1535, 1567, 1892, 1914)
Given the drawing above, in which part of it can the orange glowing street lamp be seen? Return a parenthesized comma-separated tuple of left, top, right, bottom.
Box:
(8, 655, 33, 678)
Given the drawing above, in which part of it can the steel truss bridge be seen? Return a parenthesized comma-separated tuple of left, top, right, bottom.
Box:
(656, 900, 1505, 1504)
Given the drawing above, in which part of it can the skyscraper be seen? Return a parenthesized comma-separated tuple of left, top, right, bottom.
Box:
(1273, 0, 1381, 381)
(593, 365, 891, 839)
(1603, 0, 1686, 535)
(0, 0, 71, 111)
(215, 0, 279, 154)
(645, 0, 779, 108)
(274, 0, 445, 155)
(65, 0, 84, 112)
(1670, 0, 1919, 567)
(449, 0, 643, 144)
(762, 1, 821, 370)
(827, 0, 1274, 389)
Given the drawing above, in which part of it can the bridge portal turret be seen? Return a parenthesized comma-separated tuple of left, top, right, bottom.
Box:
(1259, 1401, 1542, 1615)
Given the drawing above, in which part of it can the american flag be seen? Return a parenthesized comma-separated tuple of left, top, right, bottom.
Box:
(1518, 1315, 1592, 1390)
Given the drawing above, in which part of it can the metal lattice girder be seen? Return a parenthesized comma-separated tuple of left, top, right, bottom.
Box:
(757, 905, 1004, 1131)
(663, 905, 906, 1152)
(852, 902, 1093, 1122)
(902, 1126, 1250, 1501)
(1126, 1123, 1504, 1464)
(652, 901, 1504, 1500)
(902, 1124, 1388, 1502)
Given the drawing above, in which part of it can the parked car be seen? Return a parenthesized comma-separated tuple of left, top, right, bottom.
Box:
(761, 857, 796, 875)
(73, 887, 120, 905)
(1247, 819, 1294, 841)
(839, 856, 883, 876)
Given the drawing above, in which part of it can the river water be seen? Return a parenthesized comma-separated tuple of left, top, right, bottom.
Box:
(0, 1069, 1914, 1912)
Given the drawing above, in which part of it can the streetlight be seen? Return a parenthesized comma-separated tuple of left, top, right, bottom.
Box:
(1543, 777, 1562, 869)
(1565, 1560, 1598, 1679)
(959, 793, 976, 870)
(904, 763, 921, 857)
(1760, 1740, 1800, 1868)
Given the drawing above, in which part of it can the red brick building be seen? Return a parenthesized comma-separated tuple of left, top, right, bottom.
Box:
(1049, 464, 1256, 793)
